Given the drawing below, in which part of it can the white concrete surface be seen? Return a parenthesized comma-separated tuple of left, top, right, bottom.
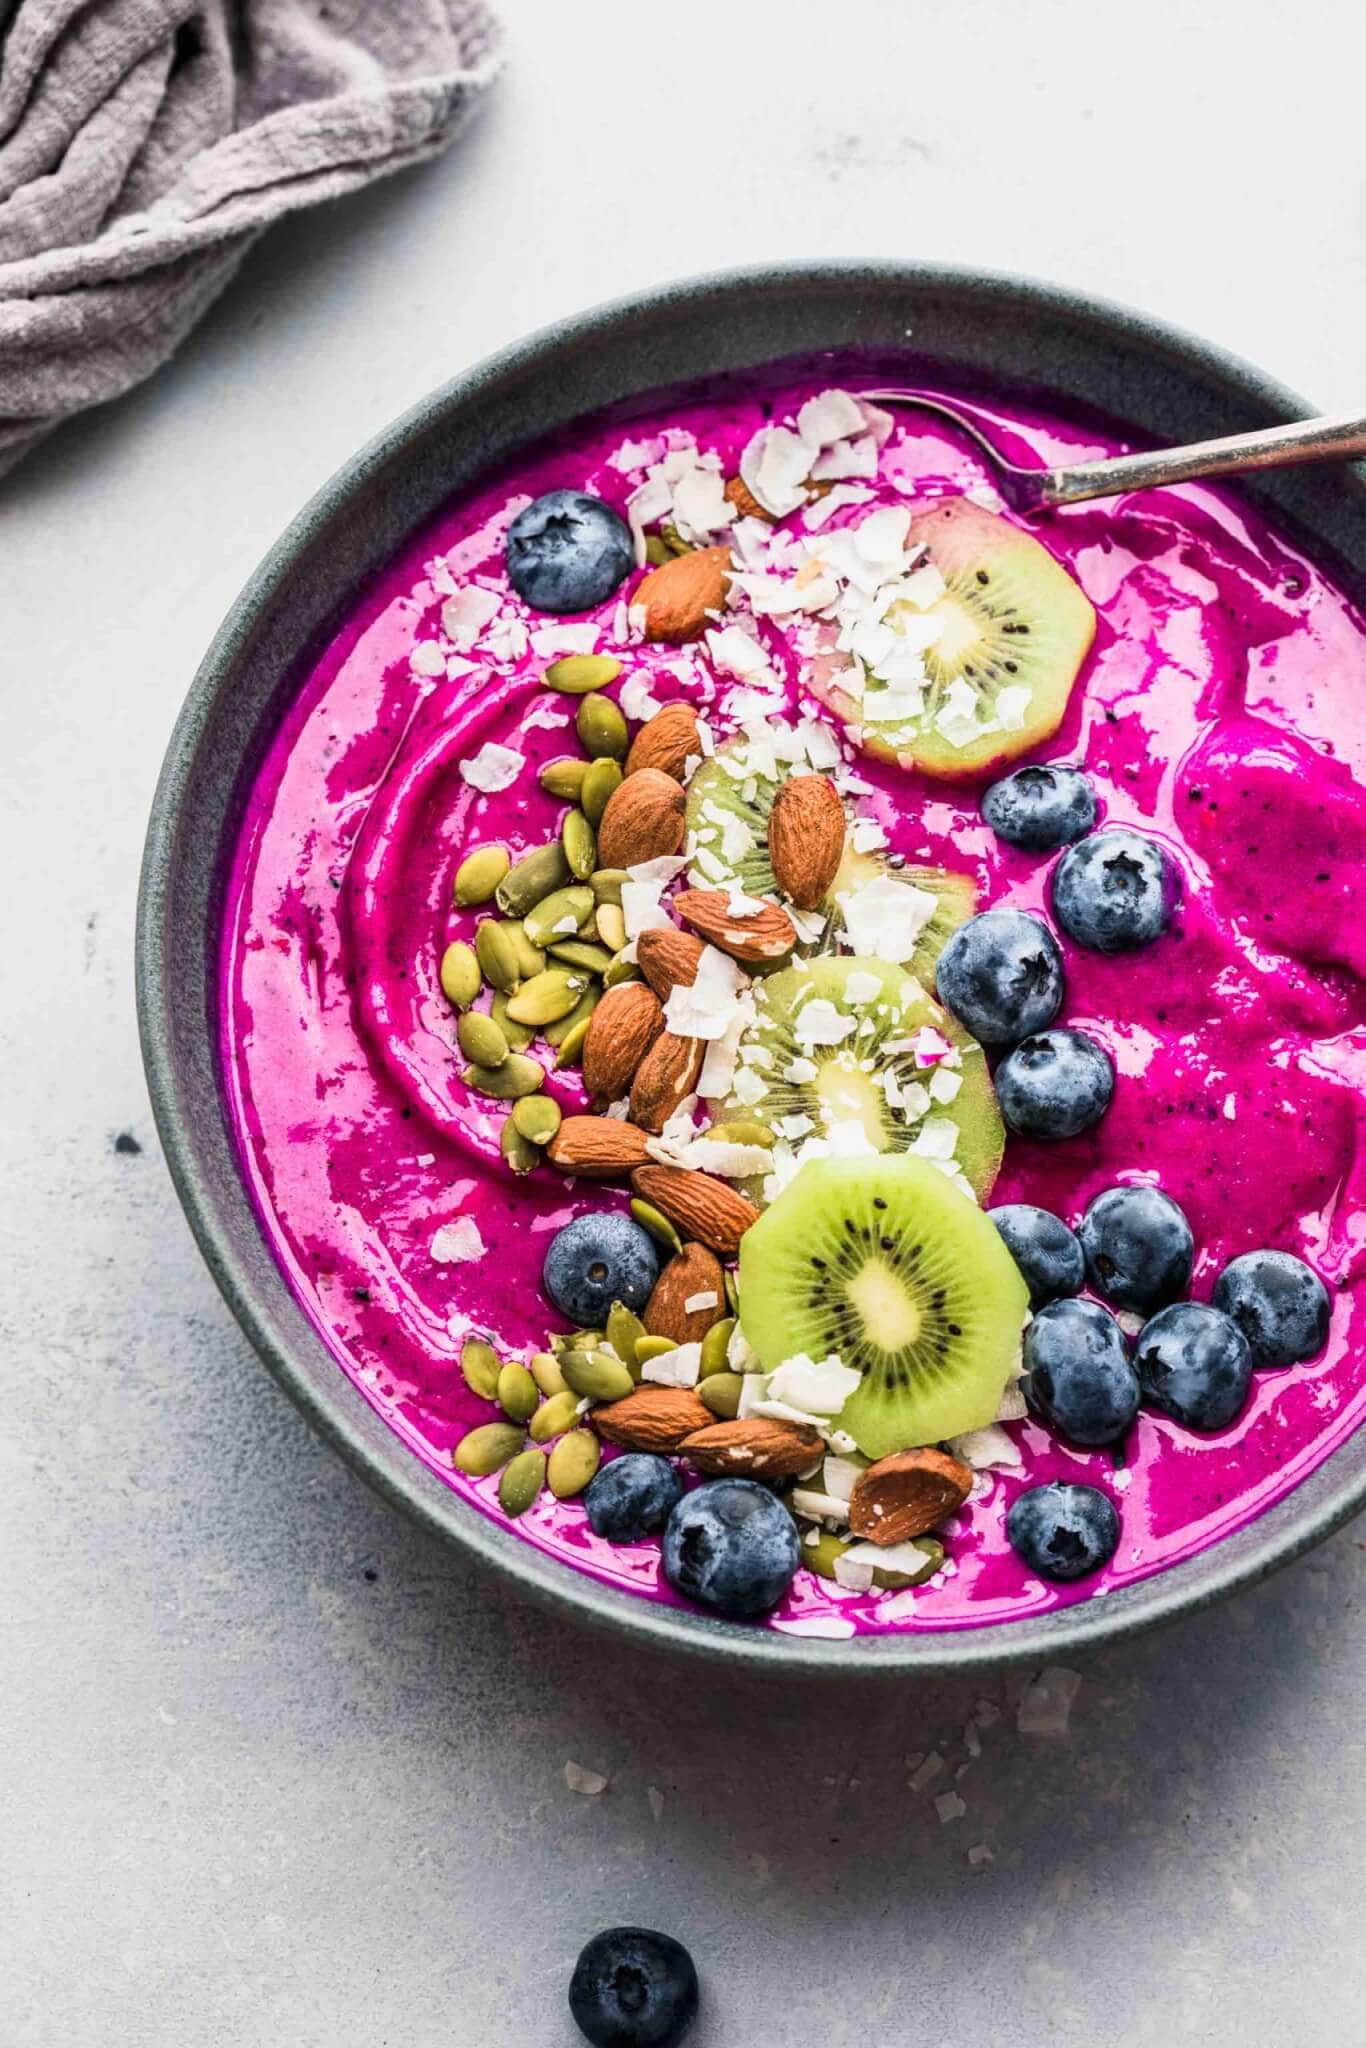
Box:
(3, 2, 1364, 2041)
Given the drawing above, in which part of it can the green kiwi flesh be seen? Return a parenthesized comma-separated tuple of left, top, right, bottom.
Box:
(809, 499, 1096, 779)
(737, 1153, 1029, 1455)
(686, 734, 976, 978)
(716, 954, 1004, 1204)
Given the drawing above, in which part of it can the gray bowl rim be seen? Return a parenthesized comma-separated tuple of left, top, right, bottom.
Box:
(137, 257, 1366, 1677)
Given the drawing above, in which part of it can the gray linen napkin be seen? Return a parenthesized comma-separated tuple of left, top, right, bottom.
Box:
(0, 0, 501, 474)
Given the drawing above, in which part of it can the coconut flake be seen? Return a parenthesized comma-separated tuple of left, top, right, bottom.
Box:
(767, 1353, 860, 1414)
(641, 1342, 703, 1389)
(564, 1761, 609, 1795)
(531, 622, 599, 658)
(1017, 1666, 1083, 1739)
(837, 874, 938, 961)
(948, 1424, 1022, 1472)
(459, 742, 525, 794)
(431, 1217, 486, 1264)
(440, 587, 502, 649)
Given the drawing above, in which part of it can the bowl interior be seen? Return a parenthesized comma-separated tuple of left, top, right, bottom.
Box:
(138, 262, 1366, 1674)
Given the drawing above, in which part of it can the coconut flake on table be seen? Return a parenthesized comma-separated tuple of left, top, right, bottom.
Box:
(1017, 1666, 1083, 1739)
(836, 873, 938, 961)
(564, 1761, 609, 1796)
(440, 585, 502, 649)
(430, 1217, 486, 1264)
(766, 1353, 860, 1414)
(907, 1752, 944, 1792)
(641, 1341, 702, 1389)
(458, 743, 525, 794)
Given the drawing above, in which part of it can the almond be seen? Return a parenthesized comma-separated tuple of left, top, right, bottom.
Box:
(592, 1384, 713, 1451)
(723, 475, 773, 523)
(680, 1418, 824, 1481)
(768, 774, 846, 910)
(629, 1031, 704, 1133)
(546, 1116, 652, 1179)
(625, 702, 701, 782)
(674, 888, 797, 965)
(644, 1243, 726, 1344)
(581, 982, 664, 1104)
(633, 545, 731, 643)
(631, 1164, 760, 1256)
(636, 926, 704, 1000)
(847, 1448, 974, 1547)
(595, 767, 686, 869)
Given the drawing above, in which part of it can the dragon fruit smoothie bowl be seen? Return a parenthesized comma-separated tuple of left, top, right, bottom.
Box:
(139, 266, 1366, 1672)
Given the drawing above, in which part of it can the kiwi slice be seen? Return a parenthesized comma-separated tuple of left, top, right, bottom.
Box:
(738, 1153, 1029, 1455)
(687, 733, 976, 977)
(716, 954, 1003, 1203)
(808, 499, 1096, 779)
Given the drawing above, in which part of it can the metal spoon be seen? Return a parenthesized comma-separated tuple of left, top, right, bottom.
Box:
(860, 390, 1366, 516)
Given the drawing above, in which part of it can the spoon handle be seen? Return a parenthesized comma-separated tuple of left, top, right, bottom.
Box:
(1037, 413, 1366, 507)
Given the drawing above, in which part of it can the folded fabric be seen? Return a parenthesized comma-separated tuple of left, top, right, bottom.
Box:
(0, 0, 502, 474)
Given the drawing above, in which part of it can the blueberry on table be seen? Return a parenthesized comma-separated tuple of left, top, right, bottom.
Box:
(995, 1026, 1114, 1140)
(1079, 1185, 1194, 1314)
(1134, 1301, 1254, 1431)
(1212, 1249, 1331, 1370)
(584, 1454, 683, 1542)
(981, 763, 1097, 850)
(569, 1926, 699, 2048)
(662, 1478, 800, 1618)
(505, 489, 634, 614)
(934, 907, 1064, 1047)
(1023, 1297, 1139, 1445)
(988, 1203, 1085, 1307)
(543, 1213, 660, 1326)
(1007, 1481, 1120, 1581)
(1051, 828, 1177, 952)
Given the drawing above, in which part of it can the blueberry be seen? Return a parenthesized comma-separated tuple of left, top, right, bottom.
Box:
(1134, 1301, 1253, 1431)
(982, 764, 1097, 850)
(543, 1213, 660, 1327)
(934, 908, 1064, 1047)
(662, 1478, 799, 1618)
(584, 1455, 683, 1542)
(1051, 828, 1177, 952)
(988, 1204, 1085, 1307)
(1212, 1249, 1331, 1370)
(505, 490, 634, 614)
(1022, 1298, 1139, 1445)
(1079, 1185, 1193, 1313)
(1006, 1482, 1120, 1581)
(569, 1926, 698, 2048)
(995, 1027, 1114, 1140)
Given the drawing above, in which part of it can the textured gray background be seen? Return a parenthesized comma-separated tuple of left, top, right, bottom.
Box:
(3, 2, 1364, 2042)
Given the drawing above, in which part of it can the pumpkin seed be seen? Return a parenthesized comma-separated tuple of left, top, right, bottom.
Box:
(500, 1118, 539, 1175)
(700, 1318, 737, 1377)
(459, 1336, 501, 1401)
(550, 1328, 602, 1354)
(506, 967, 588, 1028)
(463, 1054, 544, 1100)
(802, 1529, 943, 1590)
(544, 654, 623, 696)
(496, 842, 571, 917)
(454, 1422, 523, 1476)
(644, 534, 672, 567)
(698, 1371, 743, 1419)
(661, 523, 692, 556)
(539, 756, 590, 801)
(499, 1446, 546, 1517)
(706, 1120, 774, 1149)
(631, 1198, 683, 1255)
(590, 869, 628, 905)
(497, 1360, 539, 1424)
(548, 938, 614, 976)
(457, 1010, 509, 1067)
(553, 1011, 595, 1068)
(529, 1390, 582, 1441)
(559, 1349, 635, 1403)
(511, 1094, 562, 1146)
(439, 941, 481, 1009)
(594, 902, 626, 952)
(576, 692, 629, 762)
(601, 952, 641, 990)
(454, 844, 510, 906)
(475, 919, 523, 993)
(524, 885, 595, 950)
(530, 1349, 568, 1397)
(633, 1335, 677, 1366)
(545, 985, 599, 1049)
(724, 1267, 740, 1315)
(491, 988, 535, 1050)
(548, 1428, 601, 1499)
(580, 757, 623, 827)
(561, 808, 597, 880)
(605, 1301, 646, 1374)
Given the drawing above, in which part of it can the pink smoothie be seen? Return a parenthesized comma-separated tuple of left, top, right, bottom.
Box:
(220, 365, 1366, 1638)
